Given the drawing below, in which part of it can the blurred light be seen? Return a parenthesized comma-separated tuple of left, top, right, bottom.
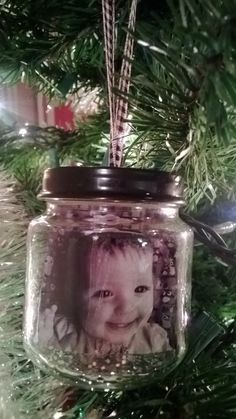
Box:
(19, 128, 27, 136)
(21, 71, 26, 82)
(53, 411, 63, 419)
(137, 39, 150, 47)
(150, 45, 167, 55)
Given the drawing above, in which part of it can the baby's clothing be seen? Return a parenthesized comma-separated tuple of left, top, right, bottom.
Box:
(37, 310, 171, 360)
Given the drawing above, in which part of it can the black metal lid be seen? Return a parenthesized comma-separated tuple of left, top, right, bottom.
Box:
(39, 166, 184, 203)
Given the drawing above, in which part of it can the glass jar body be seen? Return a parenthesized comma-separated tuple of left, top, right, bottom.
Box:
(24, 199, 193, 389)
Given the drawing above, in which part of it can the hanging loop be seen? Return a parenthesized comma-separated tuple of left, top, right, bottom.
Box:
(102, 0, 138, 167)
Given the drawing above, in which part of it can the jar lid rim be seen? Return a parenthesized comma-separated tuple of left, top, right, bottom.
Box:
(39, 166, 185, 203)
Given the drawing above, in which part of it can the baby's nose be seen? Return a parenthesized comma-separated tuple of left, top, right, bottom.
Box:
(114, 293, 131, 315)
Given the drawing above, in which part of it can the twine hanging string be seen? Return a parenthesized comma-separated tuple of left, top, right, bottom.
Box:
(102, 0, 115, 147)
(102, 0, 138, 167)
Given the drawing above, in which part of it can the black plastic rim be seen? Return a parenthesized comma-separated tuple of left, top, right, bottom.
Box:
(38, 166, 184, 204)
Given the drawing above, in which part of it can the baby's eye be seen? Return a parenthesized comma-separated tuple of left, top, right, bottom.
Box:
(93, 290, 113, 298)
(135, 286, 150, 293)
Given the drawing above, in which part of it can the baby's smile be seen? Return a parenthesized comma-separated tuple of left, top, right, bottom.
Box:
(106, 318, 140, 330)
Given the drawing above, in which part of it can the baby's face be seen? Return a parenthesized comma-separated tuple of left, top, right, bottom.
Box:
(78, 247, 153, 345)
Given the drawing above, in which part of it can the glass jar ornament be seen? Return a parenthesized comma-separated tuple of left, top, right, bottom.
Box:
(24, 167, 193, 389)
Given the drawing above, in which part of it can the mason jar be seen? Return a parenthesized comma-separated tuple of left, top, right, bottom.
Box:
(24, 167, 193, 389)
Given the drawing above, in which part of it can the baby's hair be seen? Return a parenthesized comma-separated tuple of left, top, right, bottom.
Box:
(88, 232, 153, 281)
(91, 233, 152, 256)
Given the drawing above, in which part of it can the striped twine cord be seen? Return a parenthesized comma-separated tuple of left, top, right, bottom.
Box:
(102, 0, 115, 151)
(113, 0, 138, 166)
(102, 0, 138, 167)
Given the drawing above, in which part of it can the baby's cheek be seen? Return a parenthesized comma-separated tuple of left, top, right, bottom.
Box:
(138, 294, 153, 315)
(81, 294, 99, 306)
(98, 302, 116, 324)
(88, 299, 113, 315)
